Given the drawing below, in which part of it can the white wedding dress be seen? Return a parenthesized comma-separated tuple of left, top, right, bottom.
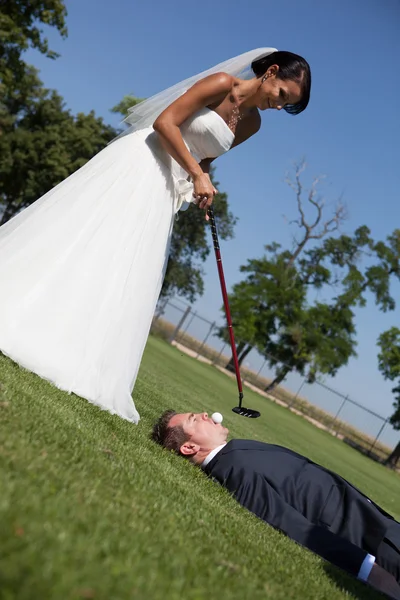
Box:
(0, 108, 234, 423)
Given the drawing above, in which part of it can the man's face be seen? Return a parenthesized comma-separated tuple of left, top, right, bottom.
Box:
(169, 412, 229, 457)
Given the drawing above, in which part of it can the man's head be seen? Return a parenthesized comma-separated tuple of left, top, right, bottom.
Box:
(152, 410, 229, 465)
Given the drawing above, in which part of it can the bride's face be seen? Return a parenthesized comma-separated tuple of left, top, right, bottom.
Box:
(256, 66, 303, 111)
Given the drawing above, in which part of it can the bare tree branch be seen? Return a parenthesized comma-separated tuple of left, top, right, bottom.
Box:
(309, 202, 347, 240)
(284, 161, 347, 271)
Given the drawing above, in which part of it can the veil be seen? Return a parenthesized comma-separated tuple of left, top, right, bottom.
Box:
(114, 47, 277, 139)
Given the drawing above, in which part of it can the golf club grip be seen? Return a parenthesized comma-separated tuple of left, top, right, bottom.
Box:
(208, 207, 220, 252)
(207, 206, 243, 400)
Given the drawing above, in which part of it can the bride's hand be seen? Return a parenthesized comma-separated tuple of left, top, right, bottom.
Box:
(192, 173, 218, 221)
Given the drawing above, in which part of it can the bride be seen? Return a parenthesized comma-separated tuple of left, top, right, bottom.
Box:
(0, 48, 311, 423)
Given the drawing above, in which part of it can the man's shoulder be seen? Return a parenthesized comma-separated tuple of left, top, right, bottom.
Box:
(208, 439, 308, 466)
(207, 439, 292, 466)
(222, 439, 289, 453)
(223, 439, 269, 452)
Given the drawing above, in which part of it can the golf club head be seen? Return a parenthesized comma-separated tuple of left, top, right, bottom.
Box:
(232, 406, 261, 418)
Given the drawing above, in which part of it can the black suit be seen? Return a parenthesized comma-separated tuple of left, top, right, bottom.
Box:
(204, 440, 400, 581)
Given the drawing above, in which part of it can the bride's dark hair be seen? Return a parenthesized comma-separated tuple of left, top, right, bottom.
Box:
(251, 50, 311, 115)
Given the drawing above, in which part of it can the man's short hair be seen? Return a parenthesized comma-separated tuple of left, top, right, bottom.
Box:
(151, 409, 190, 453)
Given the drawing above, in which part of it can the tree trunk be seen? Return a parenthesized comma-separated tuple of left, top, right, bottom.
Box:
(237, 343, 253, 366)
(226, 342, 252, 372)
(285, 239, 308, 271)
(384, 440, 400, 468)
(265, 365, 291, 391)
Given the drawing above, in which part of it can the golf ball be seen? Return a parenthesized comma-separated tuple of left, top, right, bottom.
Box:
(211, 412, 223, 424)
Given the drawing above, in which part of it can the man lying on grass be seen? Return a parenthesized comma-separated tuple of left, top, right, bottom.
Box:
(152, 410, 400, 599)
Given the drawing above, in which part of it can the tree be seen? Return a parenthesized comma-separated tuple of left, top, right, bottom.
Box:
(110, 94, 145, 119)
(0, 0, 67, 132)
(0, 0, 67, 85)
(263, 301, 357, 390)
(318, 228, 400, 312)
(111, 94, 237, 302)
(263, 226, 380, 388)
(0, 69, 117, 224)
(377, 327, 400, 468)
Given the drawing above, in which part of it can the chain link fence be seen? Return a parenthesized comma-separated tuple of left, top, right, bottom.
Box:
(151, 296, 399, 466)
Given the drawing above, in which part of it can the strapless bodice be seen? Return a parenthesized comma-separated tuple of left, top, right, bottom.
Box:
(180, 107, 234, 162)
(142, 108, 234, 212)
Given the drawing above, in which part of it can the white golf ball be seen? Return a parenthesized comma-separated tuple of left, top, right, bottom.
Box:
(211, 412, 223, 424)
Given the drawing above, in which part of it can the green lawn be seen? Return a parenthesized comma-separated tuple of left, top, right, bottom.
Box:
(0, 335, 399, 600)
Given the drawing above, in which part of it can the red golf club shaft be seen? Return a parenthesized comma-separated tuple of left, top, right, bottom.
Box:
(208, 207, 243, 404)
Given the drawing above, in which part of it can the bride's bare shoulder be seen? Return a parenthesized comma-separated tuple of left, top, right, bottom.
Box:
(155, 73, 235, 128)
(191, 72, 235, 93)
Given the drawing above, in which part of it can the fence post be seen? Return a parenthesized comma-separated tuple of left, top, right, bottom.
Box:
(196, 321, 216, 358)
(367, 419, 388, 458)
(169, 305, 191, 343)
(177, 311, 196, 343)
(330, 395, 349, 435)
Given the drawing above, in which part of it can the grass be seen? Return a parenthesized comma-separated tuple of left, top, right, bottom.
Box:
(0, 335, 399, 600)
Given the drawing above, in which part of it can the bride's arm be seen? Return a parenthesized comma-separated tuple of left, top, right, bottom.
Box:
(153, 73, 233, 205)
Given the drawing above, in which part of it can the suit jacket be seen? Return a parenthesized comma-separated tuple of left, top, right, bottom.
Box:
(204, 439, 396, 577)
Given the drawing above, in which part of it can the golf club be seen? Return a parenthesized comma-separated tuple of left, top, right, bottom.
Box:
(207, 205, 260, 418)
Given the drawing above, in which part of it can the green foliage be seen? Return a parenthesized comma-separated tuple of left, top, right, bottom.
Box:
(110, 93, 145, 117)
(235, 245, 307, 343)
(299, 303, 357, 383)
(377, 327, 400, 429)
(0, 0, 67, 130)
(366, 230, 400, 311)
(0, 0, 67, 94)
(314, 227, 400, 311)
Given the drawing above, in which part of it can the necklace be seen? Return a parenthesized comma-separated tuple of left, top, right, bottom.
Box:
(227, 104, 244, 132)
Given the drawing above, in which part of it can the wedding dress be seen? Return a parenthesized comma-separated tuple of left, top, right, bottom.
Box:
(0, 108, 234, 423)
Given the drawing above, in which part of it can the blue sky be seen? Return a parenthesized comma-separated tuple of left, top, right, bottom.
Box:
(26, 0, 400, 444)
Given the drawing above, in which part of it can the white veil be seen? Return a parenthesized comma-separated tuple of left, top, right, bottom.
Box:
(116, 47, 277, 137)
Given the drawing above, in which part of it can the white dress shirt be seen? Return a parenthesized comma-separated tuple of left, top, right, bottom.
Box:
(201, 444, 226, 468)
